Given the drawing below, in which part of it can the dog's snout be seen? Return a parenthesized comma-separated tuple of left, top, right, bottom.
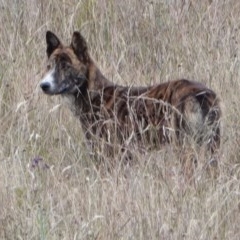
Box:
(40, 82, 51, 92)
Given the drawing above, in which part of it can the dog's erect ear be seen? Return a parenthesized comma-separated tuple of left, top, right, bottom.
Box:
(71, 31, 89, 63)
(46, 31, 61, 57)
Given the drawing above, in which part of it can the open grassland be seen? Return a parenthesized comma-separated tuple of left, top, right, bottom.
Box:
(0, 0, 240, 239)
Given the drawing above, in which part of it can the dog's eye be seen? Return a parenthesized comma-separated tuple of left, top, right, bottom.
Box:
(61, 61, 70, 69)
(61, 61, 69, 69)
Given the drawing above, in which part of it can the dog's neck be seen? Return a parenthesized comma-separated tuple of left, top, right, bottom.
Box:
(87, 62, 111, 91)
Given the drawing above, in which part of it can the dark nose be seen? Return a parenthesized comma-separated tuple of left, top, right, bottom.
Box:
(40, 82, 51, 92)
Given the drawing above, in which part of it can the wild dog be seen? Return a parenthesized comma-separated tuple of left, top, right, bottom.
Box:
(40, 31, 221, 174)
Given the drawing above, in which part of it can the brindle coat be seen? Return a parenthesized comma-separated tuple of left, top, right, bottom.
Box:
(40, 31, 221, 169)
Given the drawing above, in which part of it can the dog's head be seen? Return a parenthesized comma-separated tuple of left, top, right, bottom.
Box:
(40, 31, 90, 95)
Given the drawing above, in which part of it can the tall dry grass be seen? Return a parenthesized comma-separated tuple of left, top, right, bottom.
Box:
(0, 0, 240, 239)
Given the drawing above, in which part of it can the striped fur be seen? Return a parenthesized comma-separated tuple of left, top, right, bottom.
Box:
(40, 31, 221, 168)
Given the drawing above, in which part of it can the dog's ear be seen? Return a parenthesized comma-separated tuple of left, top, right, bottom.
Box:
(46, 31, 61, 57)
(71, 31, 89, 63)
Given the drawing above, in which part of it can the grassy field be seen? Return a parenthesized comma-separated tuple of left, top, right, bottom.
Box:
(0, 0, 240, 239)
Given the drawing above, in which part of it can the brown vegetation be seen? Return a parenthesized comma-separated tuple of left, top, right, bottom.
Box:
(0, 0, 240, 239)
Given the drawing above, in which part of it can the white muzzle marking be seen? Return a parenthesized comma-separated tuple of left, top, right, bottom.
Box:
(40, 68, 56, 93)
